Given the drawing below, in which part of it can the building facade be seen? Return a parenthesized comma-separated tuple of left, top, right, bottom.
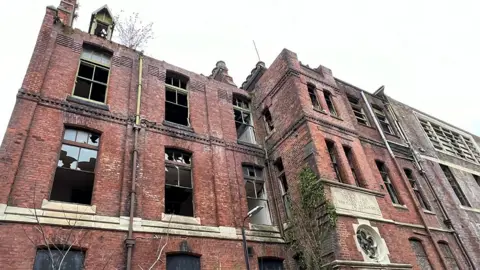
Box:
(0, 0, 478, 269)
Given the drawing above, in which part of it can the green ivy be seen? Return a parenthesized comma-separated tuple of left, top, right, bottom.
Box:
(286, 167, 337, 269)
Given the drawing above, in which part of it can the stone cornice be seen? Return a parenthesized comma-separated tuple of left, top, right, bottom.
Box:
(322, 179, 385, 197)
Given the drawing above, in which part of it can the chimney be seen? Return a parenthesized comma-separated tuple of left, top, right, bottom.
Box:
(57, 0, 77, 27)
(209, 61, 237, 87)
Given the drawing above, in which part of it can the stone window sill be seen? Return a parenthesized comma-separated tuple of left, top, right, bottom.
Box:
(237, 140, 261, 148)
(313, 107, 328, 115)
(393, 203, 408, 210)
(163, 120, 194, 132)
(248, 223, 279, 233)
(331, 115, 343, 121)
(423, 209, 436, 215)
(41, 199, 96, 214)
(66, 95, 109, 111)
(162, 213, 201, 225)
(460, 205, 480, 213)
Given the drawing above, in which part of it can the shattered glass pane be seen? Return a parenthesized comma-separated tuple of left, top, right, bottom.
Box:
(76, 131, 89, 144)
(58, 144, 79, 169)
(88, 133, 100, 146)
(77, 148, 97, 172)
(73, 78, 91, 99)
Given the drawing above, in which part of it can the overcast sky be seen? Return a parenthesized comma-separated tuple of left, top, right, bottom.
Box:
(0, 0, 479, 144)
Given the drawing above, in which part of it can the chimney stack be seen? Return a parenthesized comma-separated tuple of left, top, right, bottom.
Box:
(57, 0, 77, 27)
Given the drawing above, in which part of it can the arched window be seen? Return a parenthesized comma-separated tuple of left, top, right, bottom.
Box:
(50, 127, 100, 204)
(438, 241, 460, 270)
(165, 148, 193, 216)
(166, 254, 200, 270)
(409, 238, 433, 270)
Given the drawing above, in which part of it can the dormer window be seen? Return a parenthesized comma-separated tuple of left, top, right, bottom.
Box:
(89, 5, 115, 40)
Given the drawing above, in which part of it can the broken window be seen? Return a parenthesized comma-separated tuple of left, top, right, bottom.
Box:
(166, 254, 201, 270)
(263, 108, 275, 134)
(372, 105, 394, 135)
(409, 239, 433, 270)
(326, 140, 342, 182)
(307, 83, 321, 109)
(440, 165, 470, 207)
(258, 258, 284, 270)
(275, 158, 291, 219)
(324, 91, 337, 116)
(50, 128, 99, 204)
(404, 168, 430, 210)
(243, 165, 271, 225)
(348, 96, 370, 126)
(438, 242, 460, 270)
(234, 96, 256, 144)
(73, 46, 111, 103)
(165, 71, 189, 126)
(165, 148, 193, 216)
(33, 249, 85, 270)
(375, 161, 400, 204)
(343, 146, 360, 186)
(419, 118, 480, 163)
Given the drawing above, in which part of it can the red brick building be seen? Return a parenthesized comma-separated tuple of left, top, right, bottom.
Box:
(0, 0, 477, 269)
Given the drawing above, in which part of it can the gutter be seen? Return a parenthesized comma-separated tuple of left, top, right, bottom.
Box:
(384, 96, 476, 269)
(361, 91, 449, 269)
(126, 52, 143, 270)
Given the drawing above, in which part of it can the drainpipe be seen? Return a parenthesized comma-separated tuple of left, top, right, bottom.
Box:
(126, 52, 143, 270)
(384, 98, 475, 269)
(360, 91, 449, 269)
(263, 138, 285, 237)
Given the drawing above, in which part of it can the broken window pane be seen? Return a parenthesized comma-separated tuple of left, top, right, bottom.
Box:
(166, 89, 176, 103)
(165, 71, 189, 90)
(243, 165, 271, 225)
(247, 198, 271, 225)
(58, 145, 80, 169)
(50, 168, 94, 204)
(90, 83, 107, 102)
(77, 148, 97, 172)
(245, 181, 256, 198)
(165, 90, 189, 126)
(165, 186, 193, 216)
(78, 63, 94, 79)
(74, 78, 91, 99)
(88, 134, 100, 146)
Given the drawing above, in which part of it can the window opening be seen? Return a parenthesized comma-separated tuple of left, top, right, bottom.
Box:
(372, 106, 394, 134)
(409, 239, 433, 270)
(165, 148, 193, 216)
(343, 146, 359, 186)
(165, 71, 189, 126)
(440, 165, 470, 207)
(234, 96, 256, 144)
(348, 96, 370, 126)
(326, 141, 342, 182)
(33, 249, 85, 270)
(263, 108, 275, 134)
(324, 91, 337, 116)
(275, 159, 291, 219)
(404, 169, 430, 210)
(243, 165, 271, 225)
(307, 84, 320, 109)
(375, 161, 400, 204)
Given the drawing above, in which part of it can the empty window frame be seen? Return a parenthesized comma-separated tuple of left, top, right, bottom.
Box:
(165, 71, 189, 126)
(326, 140, 343, 182)
(419, 118, 480, 163)
(348, 96, 370, 126)
(372, 105, 394, 134)
(234, 96, 256, 144)
(343, 146, 360, 186)
(33, 249, 85, 270)
(73, 46, 111, 103)
(275, 158, 291, 219)
(165, 148, 194, 216)
(375, 161, 401, 204)
(243, 165, 271, 225)
(409, 239, 433, 270)
(307, 83, 321, 109)
(258, 258, 284, 270)
(438, 242, 460, 270)
(404, 169, 430, 210)
(440, 165, 470, 207)
(166, 254, 201, 270)
(263, 108, 275, 134)
(50, 128, 99, 204)
(324, 91, 337, 116)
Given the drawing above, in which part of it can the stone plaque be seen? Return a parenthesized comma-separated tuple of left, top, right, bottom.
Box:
(331, 187, 382, 218)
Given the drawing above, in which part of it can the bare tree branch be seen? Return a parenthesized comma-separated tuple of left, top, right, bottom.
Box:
(114, 11, 154, 50)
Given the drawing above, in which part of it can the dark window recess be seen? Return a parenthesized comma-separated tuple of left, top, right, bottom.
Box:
(50, 129, 99, 204)
(440, 165, 470, 207)
(166, 254, 201, 270)
(73, 50, 110, 103)
(263, 108, 275, 133)
(373, 106, 394, 134)
(33, 249, 85, 270)
(243, 165, 271, 225)
(307, 84, 320, 109)
(165, 74, 189, 126)
(233, 96, 256, 144)
(258, 258, 284, 270)
(344, 146, 360, 187)
(409, 239, 433, 270)
(348, 96, 370, 126)
(324, 91, 337, 116)
(376, 161, 400, 204)
(439, 242, 460, 270)
(165, 148, 193, 216)
(326, 141, 342, 182)
(404, 169, 430, 210)
(474, 174, 480, 187)
(275, 158, 291, 219)
(94, 22, 109, 38)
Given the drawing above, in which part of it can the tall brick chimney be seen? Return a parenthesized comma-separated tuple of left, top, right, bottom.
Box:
(209, 61, 237, 87)
(57, 0, 77, 27)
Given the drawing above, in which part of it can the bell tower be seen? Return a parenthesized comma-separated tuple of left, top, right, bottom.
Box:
(89, 5, 115, 40)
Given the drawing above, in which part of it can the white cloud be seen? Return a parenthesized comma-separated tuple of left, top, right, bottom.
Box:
(0, 0, 478, 144)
